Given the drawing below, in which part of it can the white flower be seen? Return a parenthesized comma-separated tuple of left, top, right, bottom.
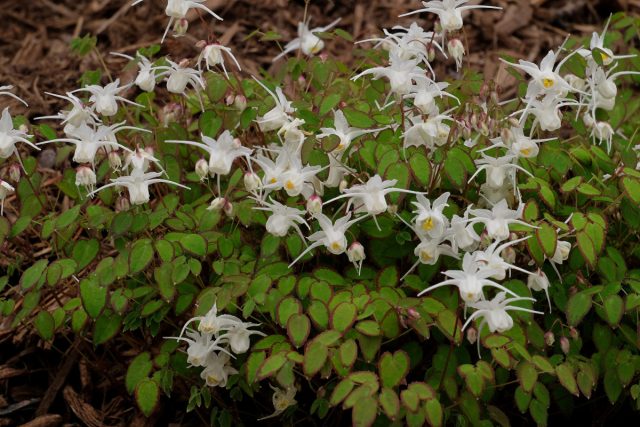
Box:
(518, 95, 582, 132)
(252, 197, 309, 239)
(591, 121, 615, 153)
(501, 48, 576, 99)
(577, 17, 635, 66)
(197, 42, 241, 77)
(74, 79, 143, 117)
(551, 240, 571, 265)
(75, 166, 97, 194)
(447, 38, 465, 70)
(484, 126, 554, 159)
(254, 78, 296, 132)
(403, 112, 452, 151)
(317, 110, 384, 154)
(279, 160, 324, 198)
(404, 79, 458, 115)
(353, 52, 429, 96)
(111, 52, 164, 92)
(178, 303, 242, 336)
(88, 170, 189, 205)
(411, 192, 450, 240)
(449, 211, 480, 252)
(468, 199, 532, 241)
(0, 108, 39, 160)
(0, 180, 15, 216)
(200, 351, 238, 388)
(159, 59, 206, 109)
(208, 197, 227, 211)
(462, 292, 542, 356)
(224, 321, 266, 354)
(38, 122, 146, 166)
(347, 242, 366, 274)
(306, 194, 323, 214)
(472, 236, 532, 280)
(123, 146, 164, 174)
(36, 92, 99, 136)
(162, 0, 223, 43)
(168, 330, 230, 367)
(527, 269, 551, 310)
(243, 171, 262, 191)
(167, 131, 252, 177)
(468, 153, 531, 190)
(418, 252, 520, 303)
(288, 212, 366, 267)
(0, 85, 28, 107)
(259, 385, 298, 420)
(278, 118, 306, 146)
(400, 0, 501, 34)
(273, 17, 341, 61)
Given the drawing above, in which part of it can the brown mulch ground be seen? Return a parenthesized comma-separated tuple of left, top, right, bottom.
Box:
(1, 0, 639, 425)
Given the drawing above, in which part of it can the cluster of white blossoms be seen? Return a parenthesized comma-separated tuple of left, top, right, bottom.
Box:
(1, 0, 639, 396)
(168, 304, 265, 388)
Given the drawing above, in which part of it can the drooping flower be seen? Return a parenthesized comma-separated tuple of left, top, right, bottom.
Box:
(111, 51, 164, 92)
(73, 79, 143, 117)
(254, 77, 296, 132)
(404, 79, 458, 116)
(411, 192, 450, 240)
(159, 59, 206, 109)
(527, 269, 552, 311)
(88, 170, 189, 205)
(468, 199, 533, 241)
(462, 292, 543, 356)
(352, 52, 429, 96)
(472, 236, 533, 280)
(468, 153, 532, 190)
(273, 17, 341, 61)
(252, 197, 309, 240)
(196, 41, 242, 78)
(224, 321, 266, 354)
(36, 92, 100, 138)
(288, 212, 366, 267)
(347, 242, 366, 274)
(200, 351, 238, 388)
(177, 303, 242, 337)
(418, 252, 520, 303)
(258, 384, 298, 420)
(162, 0, 223, 43)
(400, 0, 501, 34)
(317, 110, 384, 154)
(0, 108, 39, 161)
(167, 330, 231, 367)
(0, 180, 15, 216)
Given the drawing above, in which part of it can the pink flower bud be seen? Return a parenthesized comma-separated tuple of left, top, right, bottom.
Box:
(347, 242, 365, 263)
(75, 166, 96, 188)
(243, 172, 261, 191)
(544, 331, 555, 346)
(466, 327, 477, 345)
(560, 336, 570, 354)
(233, 94, 247, 111)
(108, 151, 122, 170)
(195, 158, 209, 180)
(116, 196, 130, 212)
(223, 200, 233, 216)
(407, 308, 421, 321)
(306, 194, 322, 215)
(569, 327, 579, 340)
(8, 164, 20, 183)
(173, 19, 189, 37)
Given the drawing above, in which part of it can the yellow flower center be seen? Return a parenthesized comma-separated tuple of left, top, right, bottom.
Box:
(421, 217, 434, 231)
(269, 177, 277, 184)
(542, 78, 554, 89)
(207, 373, 220, 384)
(520, 147, 531, 156)
(285, 180, 295, 190)
(420, 250, 433, 262)
(331, 241, 342, 251)
(601, 52, 610, 62)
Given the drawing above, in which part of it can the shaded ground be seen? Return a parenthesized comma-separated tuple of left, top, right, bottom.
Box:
(0, 0, 638, 425)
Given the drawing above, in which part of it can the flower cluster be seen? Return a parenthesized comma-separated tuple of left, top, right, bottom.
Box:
(168, 304, 264, 388)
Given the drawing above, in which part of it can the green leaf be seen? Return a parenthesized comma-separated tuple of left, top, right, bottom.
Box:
(536, 223, 557, 258)
(73, 239, 99, 271)
(287, 313, 311, 348)
(379, 351, 410, 388)
(126, 352, 153, 394)
(352, 396, 378, 427)
(34, 311, 55, 340)
(517, 361, 538, 393)
(93, 313, 122, 345)
(355, 320, 381, 336)
(424, 399, 443, 427)
(409, 152, 432, 188)
(257, 352, 287, 380)
(80, 278, 107, 319)
(319, 93, 342, 116)
(20, 259, 48, 290)
(70, 34, 97, 56)
(566, 292, 592, 326)
(329, 378, 354, 406)
(556, 363, 579, 396)
(443, 155, 465, 188)
(277, 297, 302, 327)
(602, 294, 624, 326)
(304, 338, 329, 377)
(129, 239, 155, 274)
(620, 176, 640, 203)
(135, 379, 160, 417)
(330, 302, 357, 332)
(339, 339, 358, 367)
(378, 388, 400, 420)
(576, 231, 597, 268)
(180, 234, 207, 257)
(384, 163, 411, 203)
(526, 231, 546, 266)
(560, 176, 583, 193)
(577, 182, 601, 196)
(343, 109, 374, 128)
(246, 351, 266, 384)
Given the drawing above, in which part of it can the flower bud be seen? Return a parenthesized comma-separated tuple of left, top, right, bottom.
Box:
(466, 327, 477, 345)
(407, 307, 421, 321)
(297, 75, 306, 87)
(501, 127, 514, 146)
(173, 18, 189, 38)
(306, 194, 322, 215)
(560, 336, 570, 354)
(544, 331, 555, 347)
(223, 200, 233, 216)
(75, 166, 96, 188)
(427, 46, 436, 62)
(195, 158, 209, 180)
(225, 93, 235, 106)
(527, 269, 549, 292)
(162, 103, 183, 126)
(233, 94, 247, 111)
(569, 327, 579, 340)
(8, 164, 21, 183)
(108, 151, 122, 170)
(243, 171, 261, 191)
(582, 113, 595, 129)
(207, 197, 226, 211)
(347, 242, 365, 263)
(386, 204, 398, 215)
(502, 245, 516, 265)
(339, 179, 348, 193)
(19, 124, 29, 134)
(115, 196, 130, 212)
(447, 39, 465, 70)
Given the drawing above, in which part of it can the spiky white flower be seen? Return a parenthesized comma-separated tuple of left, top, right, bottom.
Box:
(273, 17, 341, 61)
(73, 79, 143, 117)
(0, 108, 39, 160)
